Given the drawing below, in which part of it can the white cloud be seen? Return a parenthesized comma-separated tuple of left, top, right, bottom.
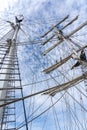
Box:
(0, 0, 87, 130)
(0, 0, 17, 12)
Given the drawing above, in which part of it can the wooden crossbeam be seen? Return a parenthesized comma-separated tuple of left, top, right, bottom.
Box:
(43, 55, 71, 73)
(42, 15, 78, 45)
(0, 72, 19, 75)
(0, 98, 17, 101)
(3, 120, 15, 123)
(3, 128, 15, 130)
(42, 34, 55, 45)
(61, 15, 78, 30)
(0, 87, 21, 90)
(4, 114, 15, 116)
(43, 45, 87, 73)
(41, 15, 69, 38)
(43, 20, 87, 55)
(1, 67, 18, 70)
(0, 53, 6, 55)
(0, 49, 8, 52)
(0, 63, 18, 65)
(5, 56, 18, 59)
(43, 72, 86, 95)
(0, 79, 21, 81)
(0, 72, 87, 108)
(0, 57, 17, 61)
(5, 107, 15, 109)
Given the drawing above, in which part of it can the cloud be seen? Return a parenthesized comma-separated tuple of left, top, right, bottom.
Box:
(0, 0, 87, 130)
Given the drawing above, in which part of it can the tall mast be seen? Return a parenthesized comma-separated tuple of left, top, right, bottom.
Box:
(0, 15, 28, 130)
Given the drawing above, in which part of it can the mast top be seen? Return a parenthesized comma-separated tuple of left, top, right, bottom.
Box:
(15, 15, 24, 23)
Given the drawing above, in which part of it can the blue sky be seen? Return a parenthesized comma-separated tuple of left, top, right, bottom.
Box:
(0, 0, 87, 130)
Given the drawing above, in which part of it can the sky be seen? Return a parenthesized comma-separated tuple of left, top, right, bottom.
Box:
(0, 0, 17, 12)
(0, 0, 87, 130)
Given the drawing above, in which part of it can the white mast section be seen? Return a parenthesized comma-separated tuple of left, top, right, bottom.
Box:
(0, 15, 28, 130)
(0, 22, 19, 120)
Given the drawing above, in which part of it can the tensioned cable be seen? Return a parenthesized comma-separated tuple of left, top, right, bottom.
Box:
(16, 92, 66, 130)
(16, 36, 56, 129)
(66, 91, 87, 112)
(42, 107, 50, 130)
(79, 93, 87, 129)
(14, 32, 87, 46)
(1, 14, 86, 129)
(71, 31, 87, 37)
(52, 105, 58, 130)
(0, 15, 85, 129)
(21, 24, 41, 37)
(27, 17, 87, 129)
(20, 27, 31, 41)
(63, 94, 83, 130)
(16, 74, 64, 87)
(55, 68, 87, 111)
(21, 41, 87, 129)
(0, 29, 14, 42)
(22, 39, 87, 100)
(43, 49, 87, 110)
(61, 99, 67, 129)
(17, 95, 50, 129)
(28, 75, 36, 130)
(70, 37, 85, 47)
(51, 97, 61, 130)
(64, 95, 74, 130)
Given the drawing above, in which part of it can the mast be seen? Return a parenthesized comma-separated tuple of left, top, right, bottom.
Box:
(0, 14, 87, 130)
(42, 19, 87, 55)
(0, 16, 28, 130)
(41, 15, 87, 75)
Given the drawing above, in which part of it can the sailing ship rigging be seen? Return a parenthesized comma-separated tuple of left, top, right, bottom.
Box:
(0, 14, 87, 130)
